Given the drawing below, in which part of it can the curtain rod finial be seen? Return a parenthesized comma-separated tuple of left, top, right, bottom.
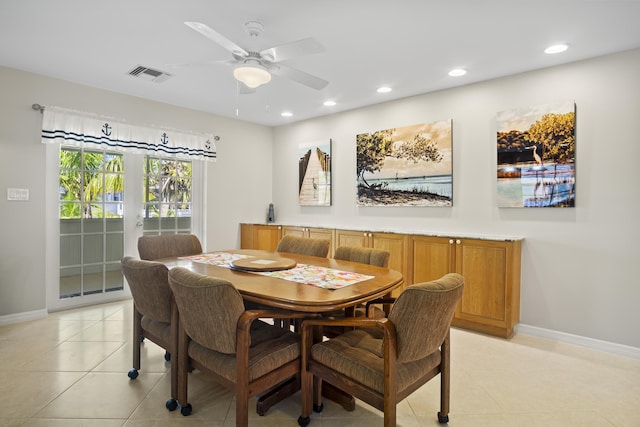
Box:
(32, 103, 44, 113)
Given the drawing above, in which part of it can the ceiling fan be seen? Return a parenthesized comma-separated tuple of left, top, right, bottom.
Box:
(184, 21, 328, 91)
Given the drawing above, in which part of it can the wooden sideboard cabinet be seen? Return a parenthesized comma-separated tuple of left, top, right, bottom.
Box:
(281, 226, 335, 256)
(240, 224, 522, 338)
(409, 235, 522, 338)
(335, 229, 409, 294)
(240, 224, 281, 251)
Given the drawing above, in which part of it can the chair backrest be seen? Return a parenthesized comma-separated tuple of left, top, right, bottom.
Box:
(121, 256, 173, 323)
(168, 267, 246, 355)
(334, 246, 390, 268)
(276, 235, 330, 258)
(137, 234, 202, 260)
(388, 273, 464, 363)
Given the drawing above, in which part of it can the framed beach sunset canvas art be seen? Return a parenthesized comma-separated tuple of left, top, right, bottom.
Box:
(298, 139, 331, 206)
(356, 121, 452, 206)
(496, 101, 576, 207)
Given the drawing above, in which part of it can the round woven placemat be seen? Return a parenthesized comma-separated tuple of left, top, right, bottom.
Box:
(231, 257, 297, 272)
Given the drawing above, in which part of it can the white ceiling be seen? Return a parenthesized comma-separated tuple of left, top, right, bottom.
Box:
(2, 1, 640, 127)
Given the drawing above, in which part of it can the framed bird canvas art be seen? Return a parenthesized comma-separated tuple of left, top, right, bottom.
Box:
(496, 101, 576, 207)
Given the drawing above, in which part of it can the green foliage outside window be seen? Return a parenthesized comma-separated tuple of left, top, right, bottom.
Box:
(59, 148, 124, 219)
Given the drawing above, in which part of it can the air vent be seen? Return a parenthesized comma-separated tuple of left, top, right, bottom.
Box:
(128, 65, 172, 83)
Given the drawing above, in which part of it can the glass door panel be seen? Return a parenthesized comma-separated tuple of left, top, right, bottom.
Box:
(58, 148, 124, 299)
(142, 157, 192, 235)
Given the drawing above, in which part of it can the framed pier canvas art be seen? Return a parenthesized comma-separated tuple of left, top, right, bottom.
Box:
(298, 139, 331, 206)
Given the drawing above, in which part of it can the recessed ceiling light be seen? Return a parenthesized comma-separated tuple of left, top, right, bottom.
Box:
(377, 86, 392, 93)
(323, 100, 336, 107)
(545, 44, 568, 54)
(448, 68, 467, 77)
(281, 111, 293, 117)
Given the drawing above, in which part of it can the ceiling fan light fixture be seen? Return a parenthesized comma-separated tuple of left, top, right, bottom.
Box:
(233, 64, 271, 88)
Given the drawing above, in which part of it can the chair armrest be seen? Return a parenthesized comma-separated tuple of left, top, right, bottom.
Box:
(365, 297, 396, 306)
(364, 297, 396, 316)
(300, 316, 390, 331)
(237, 310, 319, 334)
(244, 309, 319, 321)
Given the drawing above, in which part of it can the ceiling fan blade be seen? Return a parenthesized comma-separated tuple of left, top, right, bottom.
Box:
(260, 37, 325, 62)
(270, 63, 328, 90)
(184, 21, 248, 57)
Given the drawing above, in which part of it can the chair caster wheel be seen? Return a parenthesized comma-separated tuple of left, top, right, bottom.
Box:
(437, 412, 449, 423)
(180, 403, 192, 416)
(164, 351, 171, 361)
(297, 415, 311, 426)
(165, 398, 178, 411)
(313, 403, 324, 413)
(127, 369, 139, 379)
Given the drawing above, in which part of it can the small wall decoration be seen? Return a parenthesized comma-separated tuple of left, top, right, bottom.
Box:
(356, 120, 452, 206)
(496, 101, 576, 207)
(298, 139, 331, 206)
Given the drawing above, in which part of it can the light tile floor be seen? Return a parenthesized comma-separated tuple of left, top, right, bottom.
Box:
(1, 299, 639, 426)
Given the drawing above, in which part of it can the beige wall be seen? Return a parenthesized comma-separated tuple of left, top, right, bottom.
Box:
(272, 49, 640, 349)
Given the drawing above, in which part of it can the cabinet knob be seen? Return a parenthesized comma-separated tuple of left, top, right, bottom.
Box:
(449, 239, 454, 244)
(456, 239, 461, 245)
(364, 233, 367, 237)
(368, 233, 372, 237)
(278, 226, 281, 230)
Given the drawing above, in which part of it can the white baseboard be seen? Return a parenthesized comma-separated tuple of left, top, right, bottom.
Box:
(518, 324, 640, 360)
(0, 308, 48, 325)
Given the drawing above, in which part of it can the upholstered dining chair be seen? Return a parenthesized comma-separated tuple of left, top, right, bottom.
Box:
(120, 256, 179, 411)
(298, 273, 464, 427)
(271, 235, 330, 329)
(334, 246, 390, 317)
(137, 233, 203, 261)
(321, 246, 391, 338)
(334, 246, 390, 269)
(276, 235, 330, 258)
(168, 267, 315, 424)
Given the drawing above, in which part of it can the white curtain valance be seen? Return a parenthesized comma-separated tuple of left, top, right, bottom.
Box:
(41, 106, 216, 161)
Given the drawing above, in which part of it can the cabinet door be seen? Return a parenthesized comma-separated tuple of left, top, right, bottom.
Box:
(253, 225, 281, 251)
(240, 224, 254, 249)
(370, 232, 408, 293)
(453, 239, 520, 338)
(307, 227, 335, 257)
(334, 229, 368, 249)
(409, 235, 455, 285)
(281, 226, 306, 238)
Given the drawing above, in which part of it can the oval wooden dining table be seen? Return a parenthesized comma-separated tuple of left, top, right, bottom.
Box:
(158, 249, 404, 415)
(160, 249, 404, 313)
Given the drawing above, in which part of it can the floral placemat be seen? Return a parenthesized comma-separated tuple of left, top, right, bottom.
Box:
(182, 252, 252, 268)
(180, 252, 373, 290)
